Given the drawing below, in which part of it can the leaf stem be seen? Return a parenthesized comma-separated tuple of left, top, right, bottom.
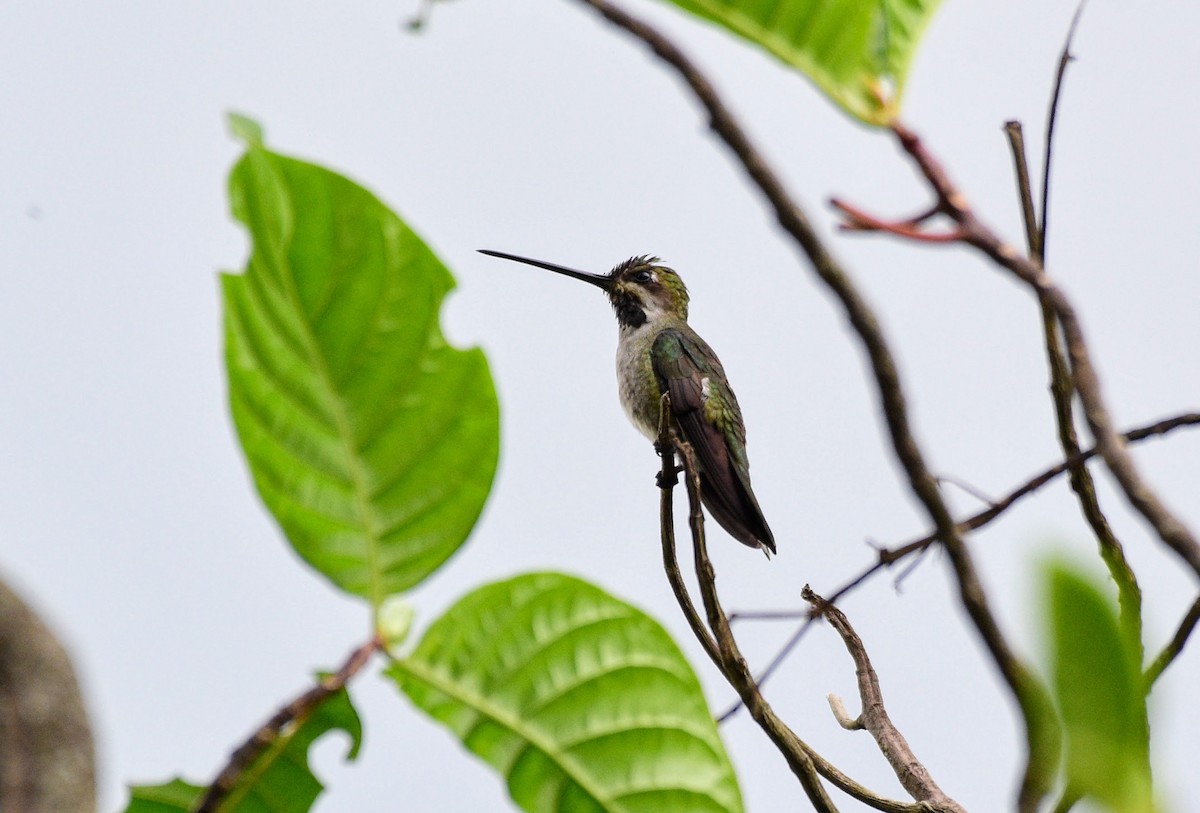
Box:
(193, 635, 381, 813)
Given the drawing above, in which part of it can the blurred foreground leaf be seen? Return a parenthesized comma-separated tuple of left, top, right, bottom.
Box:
(224, 116, 499, 608)
(124, 779, 203, 813)
(1047, 561, 1154, 813)
(660, 0, 941, 124)
(124, 685, 362, 813)
(389, 572, 744, 813)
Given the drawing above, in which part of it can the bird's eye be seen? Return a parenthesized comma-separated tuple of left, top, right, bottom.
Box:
(633, 270, 653, 283)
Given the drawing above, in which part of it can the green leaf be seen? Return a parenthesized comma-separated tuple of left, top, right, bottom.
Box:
(224, 121, 500, 607)
(659, 0, 942, 124)
(124, 778, 203, 813)
(227, 111, 264, 147)
(123, 685, 363, 813)
(389, 572, 743, 813)
(1046, 561, 1154, 813)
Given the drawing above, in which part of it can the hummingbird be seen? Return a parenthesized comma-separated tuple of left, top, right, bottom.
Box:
(479, 249, 776, 556)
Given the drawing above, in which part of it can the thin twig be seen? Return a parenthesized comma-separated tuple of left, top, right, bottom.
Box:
(718, 613, 817, 723)
(840, 118, 1200, 585)
(1002, 121, 1041, 260)
(937, 473, 998, 508)
(193, 636, 382, 813)
(671, 440, 939, 813)
(805, 588, 967, 813)
(832, 412, 1200, 604)
(1143, 594, 1200, 692)
(728, 609, 811, 624)
(675, 441, 841, 813)
(1041, 0, 1089, 261)
(1011, 0, 1144, 658)
(850, 121, 1200, 582)
(659, 421, 922, 811)
(828, 694, 864, 730)
(1012, 66, 1152, 666)
(721, 412, 1200, 720)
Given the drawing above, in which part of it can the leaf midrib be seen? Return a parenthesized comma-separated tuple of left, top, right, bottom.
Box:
(393, 657, 620, 812)
(257, 157, 387, 611)
(219, 707, 315, 810)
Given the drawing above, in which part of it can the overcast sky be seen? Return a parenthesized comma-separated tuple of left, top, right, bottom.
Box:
(2, 1, 1198, 811)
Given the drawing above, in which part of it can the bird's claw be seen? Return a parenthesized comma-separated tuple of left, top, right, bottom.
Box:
(656, 465, 683, 489)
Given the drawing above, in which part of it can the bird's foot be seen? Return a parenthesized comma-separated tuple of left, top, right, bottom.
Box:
(656, 465, 683, 489)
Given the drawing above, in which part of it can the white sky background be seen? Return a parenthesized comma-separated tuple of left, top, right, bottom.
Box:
(2, 0, 1198, 810)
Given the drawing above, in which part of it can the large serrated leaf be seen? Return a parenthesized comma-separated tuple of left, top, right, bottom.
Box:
(224, 120, 499, 606)
(661, 0, 942, 124)
(123, 685, 362, 813)
(1046, 562, 1154, 813)
(388, 572, 743, 813)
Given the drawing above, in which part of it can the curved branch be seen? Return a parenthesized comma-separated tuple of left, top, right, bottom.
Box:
(660, 432, 934, 813)
(1143, 594, 1200, 692)
(1040, 0, 1089, 261)
(569, 2, 1060, 805)
(887, 121, 1200, 582)
(805, 588, 967, 813)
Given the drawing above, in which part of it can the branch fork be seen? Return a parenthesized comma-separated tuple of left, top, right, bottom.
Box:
(831, 199, 964, 243)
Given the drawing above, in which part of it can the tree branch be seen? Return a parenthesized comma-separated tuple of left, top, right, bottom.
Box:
(1040, 0, 1088, 261)
(1143, 594, 1200, 692)
(656, 410, 934, 812)
(567, 3, 1064, 803)
(805, 588, 967, 813)
(1002, 121, 1041, 260)
(657, 396, 723, 669)
(869, 121, 1200, 582)
(722, 412, 1200, 720)
(1004, 0, 1145, 662)
(655, 408, 840, 812)
(194, 636, 382, 813)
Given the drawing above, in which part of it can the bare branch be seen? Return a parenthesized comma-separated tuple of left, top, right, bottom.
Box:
(876, 121, 1200, 582)
(936, 473, 998, 508)
(1041, 0, 1089, 260)
(1002, 121, 1041, 259)
(1007, 0, 1146, 661)
(828, 694, 864, 730)
(656, 394, 722, 669)
(805, 588, 967, 813)
(567, 0, 1059, 803)
(673, 440, 841, 813)
(725, 413, 1200, 721)
(194, 636, 382, 813)
(660, 428, 922, 812)
(717, 614, 818, 723)
(831, 412, 1199, 607)
(728, 610, 811, 624)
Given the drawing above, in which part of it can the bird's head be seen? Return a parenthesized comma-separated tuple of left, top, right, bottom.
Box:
(479, 250, 689, 329)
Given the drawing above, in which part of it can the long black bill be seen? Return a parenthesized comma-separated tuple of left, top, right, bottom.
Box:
(478, 249, 612, 291)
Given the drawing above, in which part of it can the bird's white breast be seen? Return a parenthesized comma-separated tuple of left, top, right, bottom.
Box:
(615, 322, 661, 441)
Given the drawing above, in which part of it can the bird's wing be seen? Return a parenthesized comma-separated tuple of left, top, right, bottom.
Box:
(652, 329, 773, 551)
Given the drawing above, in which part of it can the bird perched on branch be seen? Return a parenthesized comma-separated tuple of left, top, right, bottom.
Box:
(480, 250, 775, 556)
